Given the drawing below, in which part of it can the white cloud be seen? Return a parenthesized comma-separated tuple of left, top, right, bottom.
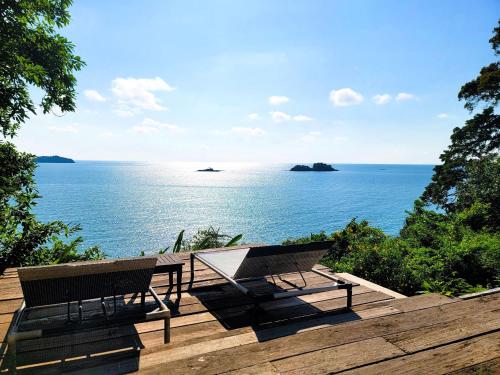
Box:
(329, 88, 364, 107)
(142, 118, 183, 132)
(300, 131, 322, 142)
(248, 113, 261, 120)
(270, 111, 291, 123)
(111, 77, 175, 114)
(113, 109, 135, 118)
(437, 113, 449, 119)
(47, 125, 79, 133)
(231, 127, 266, 137)
(270, 111, 313, 123)
(373, 94, 391, 105)
(84, 89, 106, 102)
(292, 115, 313, 122)
(131, 125, 159, 134)
(396, 92, 417, 101)
(269, 96, 290, 105)
(131, 118, 183, 134)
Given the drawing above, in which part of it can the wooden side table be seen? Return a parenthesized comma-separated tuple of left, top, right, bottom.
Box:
(154, 254, 185, 304)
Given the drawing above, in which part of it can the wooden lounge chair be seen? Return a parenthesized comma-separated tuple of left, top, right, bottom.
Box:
(189, 242, 353, 319)
(7, 256, 170, 368)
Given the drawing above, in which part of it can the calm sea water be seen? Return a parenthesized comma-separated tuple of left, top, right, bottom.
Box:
(33, 162, 434, 258)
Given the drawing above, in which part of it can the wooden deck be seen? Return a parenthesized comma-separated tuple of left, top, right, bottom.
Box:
(0, 252, 499, 374)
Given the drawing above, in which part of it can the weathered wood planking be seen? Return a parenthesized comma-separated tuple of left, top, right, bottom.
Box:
(1, 255, 498, 375)
(137, 293, 497, 374)
(341, 331, 500, 375)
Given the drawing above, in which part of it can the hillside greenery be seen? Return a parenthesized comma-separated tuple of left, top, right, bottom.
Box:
(284, 21, 500, 296)
(0, 0, 104, 271)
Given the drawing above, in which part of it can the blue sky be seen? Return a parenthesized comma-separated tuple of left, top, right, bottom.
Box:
(16, 0, 499, 163)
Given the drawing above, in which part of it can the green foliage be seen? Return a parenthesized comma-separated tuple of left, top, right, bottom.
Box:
(187, 227, 243, 251)
(0, 1, 102, 271)
(171, 230, 185, 253)
(458, 19, 499, 111)
(139, 227, 243, 256)
(0, 0, 85, 137)
(285, 211, 499, 296)
(421, 110, 499, 216)
(422, 22, 500, 224)
(283, 231, 330, 245)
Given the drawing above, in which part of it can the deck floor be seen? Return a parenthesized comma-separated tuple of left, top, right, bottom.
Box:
(0, 252, 499, 374)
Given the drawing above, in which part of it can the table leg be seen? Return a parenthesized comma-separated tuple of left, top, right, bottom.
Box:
(189, 253, 195, 289)
(169, 271, 173, 289)
(177, 267, 182, 303)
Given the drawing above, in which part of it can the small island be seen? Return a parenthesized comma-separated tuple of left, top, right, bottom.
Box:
(196, 167, 222, 172)
(290, 162, 338, 172)
(36, 155, 75, 163)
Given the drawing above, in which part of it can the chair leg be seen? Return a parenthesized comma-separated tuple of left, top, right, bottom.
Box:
(347, 285, 353, 308)
(164, 317, 170, 343)
(141, 291, 146, 308)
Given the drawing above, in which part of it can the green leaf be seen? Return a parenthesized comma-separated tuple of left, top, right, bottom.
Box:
(172, 230, 185, 253)
(225, 234, 243, 247)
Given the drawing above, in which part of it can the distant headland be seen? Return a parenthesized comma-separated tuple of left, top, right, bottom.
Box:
(290, 163, 338, 172)
(36, 155, 75, 163)
(197, 167, 222, 172)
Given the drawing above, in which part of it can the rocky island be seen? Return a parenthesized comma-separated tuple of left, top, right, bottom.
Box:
(36, 155, 75, 163)
(197, 167, 222, 172)
(290, 162, 338, 172)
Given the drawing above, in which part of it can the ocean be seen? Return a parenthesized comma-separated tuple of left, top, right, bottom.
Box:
(33, 162, 435, 258)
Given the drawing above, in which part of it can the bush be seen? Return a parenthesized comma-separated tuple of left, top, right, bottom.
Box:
(284, 211, 499, 296)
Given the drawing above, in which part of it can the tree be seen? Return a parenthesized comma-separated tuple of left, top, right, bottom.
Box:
(0, 0, 104, 271)
(458, 21, 500, 111)
(421, 21, 500, 227)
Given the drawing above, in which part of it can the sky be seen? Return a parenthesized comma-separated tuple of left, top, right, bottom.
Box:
(15, 0, 500, 164)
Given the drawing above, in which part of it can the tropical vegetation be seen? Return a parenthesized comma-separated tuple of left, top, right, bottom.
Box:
(0, 0, 105, 271)
(285, 21, 500, 296)
(140, 227, 243, 256)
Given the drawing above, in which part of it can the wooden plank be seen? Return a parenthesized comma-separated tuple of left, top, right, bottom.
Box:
(278, 307, 500, 374)
(385, 310, 500, 353)
(272, 337, 404, 374)
(446, 358, 500, 375)
(0, 313, 12, 324)
(336, 273, 406, 299)
(10, 304, 400, 375)
(4, 260, 494, 375)
(341, 331, 500, 375)
(373, 293, 453, 312)
(7, 292, 450, 374)
(137, 294, 499, 374)
(0, 299, 21, 314)
(223, 362, 279, 375)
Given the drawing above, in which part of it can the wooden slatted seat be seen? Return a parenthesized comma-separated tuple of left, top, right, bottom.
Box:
(7, 256, 170, 371)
